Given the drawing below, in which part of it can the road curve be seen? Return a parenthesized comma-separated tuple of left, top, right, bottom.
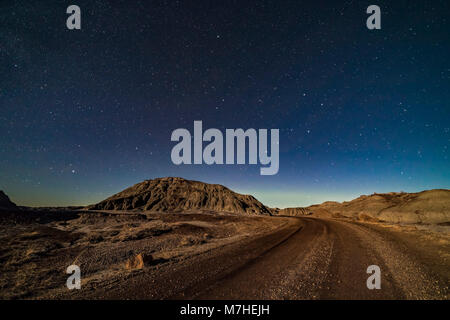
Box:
(87, 217, 449, 300)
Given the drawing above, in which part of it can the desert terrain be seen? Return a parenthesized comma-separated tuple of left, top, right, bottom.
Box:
(0, 178, 448, 299)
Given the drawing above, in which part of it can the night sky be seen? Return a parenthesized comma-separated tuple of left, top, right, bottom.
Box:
(1, 1, 449, 207)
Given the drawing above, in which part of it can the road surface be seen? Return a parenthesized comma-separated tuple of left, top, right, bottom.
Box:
(84, 217, 448, 299)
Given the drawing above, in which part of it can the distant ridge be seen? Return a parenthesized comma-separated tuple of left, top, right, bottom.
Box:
(271, 207, 312, 216)
(88, 177, 272, 215)
(278, 189, 450, 224)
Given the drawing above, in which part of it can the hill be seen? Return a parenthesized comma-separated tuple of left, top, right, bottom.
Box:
(88, 177, 272, 215)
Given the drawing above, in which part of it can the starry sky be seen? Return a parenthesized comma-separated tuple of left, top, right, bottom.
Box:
(1, 0, 449, 207)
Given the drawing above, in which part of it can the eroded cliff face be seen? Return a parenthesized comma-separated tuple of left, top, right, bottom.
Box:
(271, 207, 312, 216)
(88, 177, 272, 215)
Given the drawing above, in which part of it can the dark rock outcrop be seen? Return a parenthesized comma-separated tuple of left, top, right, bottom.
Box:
(0, 191, 17, 210)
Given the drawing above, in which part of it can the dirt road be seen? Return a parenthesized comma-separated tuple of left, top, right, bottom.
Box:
(76, 217, 448, 300)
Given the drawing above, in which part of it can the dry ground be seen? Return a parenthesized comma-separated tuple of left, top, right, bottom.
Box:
(0, 209, 448, 299)
(0, 209, 287, 299)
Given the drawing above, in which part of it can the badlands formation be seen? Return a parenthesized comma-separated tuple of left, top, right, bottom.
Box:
(88, 177, 272, 215)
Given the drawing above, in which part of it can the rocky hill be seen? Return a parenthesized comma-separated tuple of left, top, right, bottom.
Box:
(0, 191, 17, 210)
(88, 177, 272, 215)
(280, 189, 450, 224)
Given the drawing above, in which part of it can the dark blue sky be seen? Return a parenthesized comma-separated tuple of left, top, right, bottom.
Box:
(1, 0, 449, 207)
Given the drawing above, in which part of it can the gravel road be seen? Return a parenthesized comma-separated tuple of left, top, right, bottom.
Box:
(77, 217, 449, 300)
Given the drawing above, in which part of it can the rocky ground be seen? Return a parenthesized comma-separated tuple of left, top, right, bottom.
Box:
(0, 209, 286, 299)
